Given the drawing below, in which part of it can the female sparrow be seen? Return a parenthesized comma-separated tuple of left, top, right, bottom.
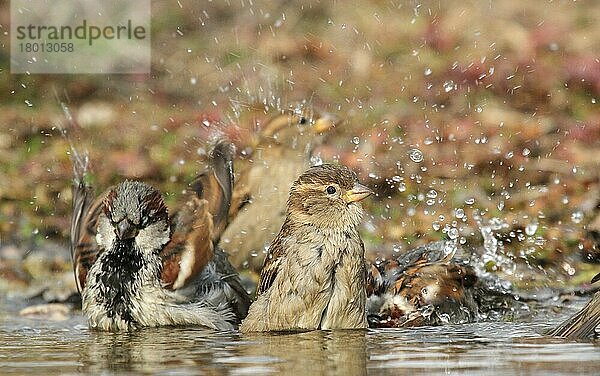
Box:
(366, 241, 479, 327)
(71, 141, 250, 331)
(240, 163, 373, 332)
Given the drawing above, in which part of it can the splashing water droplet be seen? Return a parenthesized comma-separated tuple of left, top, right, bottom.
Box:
(571, 210, 583, 223)
(454, 208, 465, 219)
(408, 148, 424, 163)
(443, 80, 456, 92)
(562, 262, 576, 276)
(525, 221, 538, 236)
(447, 227, 459, 240)
(310, 154, 323, 166)
(497, 201, 505, 211)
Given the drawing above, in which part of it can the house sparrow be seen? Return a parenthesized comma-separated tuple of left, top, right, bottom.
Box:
(240, 163, 373, 332)
(548, 273, 600, 339)
(71, 141, 250, 331)
(221, 107, 338, 274)
(366, 241, 480, 327)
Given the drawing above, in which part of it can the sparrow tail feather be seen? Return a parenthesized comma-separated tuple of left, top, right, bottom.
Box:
(548, 292, 600, 339)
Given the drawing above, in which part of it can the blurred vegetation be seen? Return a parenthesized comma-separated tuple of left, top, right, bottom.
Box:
(0, 1, 598, 293)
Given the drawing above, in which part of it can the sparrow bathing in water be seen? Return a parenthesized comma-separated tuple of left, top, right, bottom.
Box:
(240, 164, 373, 332)
(71, 141, 250, 331)
(366, 240, 539, 328)
(366, 241, 480, 327)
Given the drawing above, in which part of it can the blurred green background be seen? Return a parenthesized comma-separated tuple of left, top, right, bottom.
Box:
(0, 1, 598, 296)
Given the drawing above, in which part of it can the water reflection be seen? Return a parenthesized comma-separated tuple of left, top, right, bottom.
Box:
(236, 330, 367, 375)
(77, 328, 233, 374)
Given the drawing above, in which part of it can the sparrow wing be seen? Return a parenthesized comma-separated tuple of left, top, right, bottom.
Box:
(254, 219, 290, 297)
(191, 140, 235, 241)
(160, 140, 235, 289)
(71, 183, 108, 292)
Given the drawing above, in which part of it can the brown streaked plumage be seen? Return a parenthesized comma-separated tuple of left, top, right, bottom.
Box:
(221, 108, 338, 274)
(240, 163, 373, 332)
(71, 141, 250, 331)
(548, 273, 600, 339)
(366, 241, 479, 328)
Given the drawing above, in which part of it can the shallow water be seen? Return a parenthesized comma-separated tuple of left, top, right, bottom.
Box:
(1, 299, 598, 375)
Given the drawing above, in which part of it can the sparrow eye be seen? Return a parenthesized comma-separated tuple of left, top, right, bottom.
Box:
(299, 117, 307, 125)
(326, 186, 337, 195)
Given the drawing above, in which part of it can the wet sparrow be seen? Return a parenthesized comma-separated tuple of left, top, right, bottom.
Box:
(221, 107, 338, 273)
(240, 163, 373, 332)
(366, 241, 479, 327)
(71, 142, 250, 331)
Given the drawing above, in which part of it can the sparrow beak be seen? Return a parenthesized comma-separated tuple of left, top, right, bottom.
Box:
(343, 182, 373, 203)
(117, 220, 139, 240)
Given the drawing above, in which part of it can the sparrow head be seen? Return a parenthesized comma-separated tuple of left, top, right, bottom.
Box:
(96, 181, 170, 252)
(287, 164, 373, 229)
(259, 108, 338, 145)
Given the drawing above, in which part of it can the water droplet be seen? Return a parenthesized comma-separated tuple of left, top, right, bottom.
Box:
(522, 148, 530, 156)
(571, 210, 583, 224)
(525, 221, 538, 236)
(426, 189, 437, 199)
(562, 262, 575, 276)
(408, 148, 424, 163)
(424, 68, 432, 76)
(454, 208, 465, 219)
(351, 136, 360, 145)
(443, 80, 456, 92)
(310, 154, 323, 166)
(398, 182, 407, 192)
(447, 227, 459, 240)
(190, 77, 197, 85)
(465, 198, 475, 205)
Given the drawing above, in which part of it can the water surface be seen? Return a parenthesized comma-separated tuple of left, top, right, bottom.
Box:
(1, 299, 598, 375)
